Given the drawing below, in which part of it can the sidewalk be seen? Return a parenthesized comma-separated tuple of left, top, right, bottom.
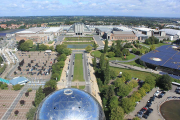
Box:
(57, 55, 70, 89)
(88, 53, 102, 106)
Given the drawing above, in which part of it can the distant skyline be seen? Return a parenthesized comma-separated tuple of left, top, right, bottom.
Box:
(0, 0, 180, 18)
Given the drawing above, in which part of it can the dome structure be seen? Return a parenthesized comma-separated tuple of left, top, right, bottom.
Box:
(35, 88, 106, 120)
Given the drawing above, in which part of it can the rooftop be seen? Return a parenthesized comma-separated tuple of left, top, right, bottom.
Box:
(43, 27, 62, 33)
(160, 29, 180, 36)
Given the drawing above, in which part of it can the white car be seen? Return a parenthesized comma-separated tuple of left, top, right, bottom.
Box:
(154, 90, 161, 97)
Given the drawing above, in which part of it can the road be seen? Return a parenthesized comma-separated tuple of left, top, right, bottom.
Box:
(67, 52, 74, 88)
(93, 35, 104, 47)
(83, 52, 91, 93)
(66, 50, 91, 93)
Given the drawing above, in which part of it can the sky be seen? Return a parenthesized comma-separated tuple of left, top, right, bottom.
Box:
(0, 0, 180, 17)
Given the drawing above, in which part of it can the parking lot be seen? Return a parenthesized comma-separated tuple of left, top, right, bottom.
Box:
(127, 85, 180, 120)
(11, 51, 57, 83)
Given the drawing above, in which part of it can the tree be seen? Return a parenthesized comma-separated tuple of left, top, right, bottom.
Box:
(128, 80, 138, 89)
(20, 100, 25, 105)
(25, 92, 29, 97)
(110, 69, 116, 80)
(120, 98, 135, 114)
(49, 46, 54, 51)
(26, 107, 37, 120)
(110, 42, 115, 52)
(92, 42, 98, 50)
(122, 48, 130, 56)
(57, 54, 67, 61)
(115, 49, 123, 57)
(18, 39, 25, 50)
(45, 80, 57, 89)
(34, 87, 45, 107)
(109, 106, 124, 120)
(104, 60, 110, 84)
(57, 61, 65, 68)
(138, 88, 146, 97)
(14, 110, 19, 116)
(51, 73, 59, 80)
(109, 96, 119, 109)
(100, 53, 105, 70)
(56, 44, 67, 54)
(13, 84, 23, 90)
(85, 45, 92, 53)
(108, 52, 115, 58)
(20, 42, 30, 51)
(93, 57, 97, 67)
(104, 39, 108, 53)
(133, 117, 141, 120)
(156, 74, 172, 90)
(117, 83, 131, 97)
(63, 48, 71, 55)
(142, 83, 151, 92)
(131, 91, 142, 102)
(122, 72, 131, 81)
(104, 85, 115, 99)
(150, 44, 156, 51)
(114, 78, 124, 87)
(1, 83, 8, 89)
(144, 76, 156, 90)
(43, 87, 55, 97)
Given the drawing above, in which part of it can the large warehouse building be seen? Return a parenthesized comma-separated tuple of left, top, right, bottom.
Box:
(141, 45, 180, 78)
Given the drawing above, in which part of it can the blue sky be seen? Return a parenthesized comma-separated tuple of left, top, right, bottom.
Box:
(0, 0, 180, 17)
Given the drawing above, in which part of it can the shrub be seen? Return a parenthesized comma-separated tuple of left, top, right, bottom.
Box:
(14, 110, 19, 116)
(25, 92, 29, 97)
(0, 83, 8, 89)
(27, 88, 32, 92)
(20, 100, 25, 105)
(108, 52, 115, 58)
(13, 84, 23, 91)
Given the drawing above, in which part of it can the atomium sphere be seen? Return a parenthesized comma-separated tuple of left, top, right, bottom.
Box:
(35, 88, 106, 120)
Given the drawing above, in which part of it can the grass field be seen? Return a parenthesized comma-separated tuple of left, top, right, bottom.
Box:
(64, 37, 93, 41)
(90, 50, 136, 61)
(110, 66, 157, 80)
(63, 42, 94, 45)
(141, 43, 168, 48)
(73, 54, 85, 82)
(48, 41, 54, 44)
(71, 86, 85, 90)
(160, 100, 180, 120)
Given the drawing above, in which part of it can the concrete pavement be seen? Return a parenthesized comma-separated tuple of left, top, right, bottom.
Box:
(93, 35, 104, 46)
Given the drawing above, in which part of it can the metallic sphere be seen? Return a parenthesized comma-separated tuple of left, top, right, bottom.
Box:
(35, 88, 106, 120)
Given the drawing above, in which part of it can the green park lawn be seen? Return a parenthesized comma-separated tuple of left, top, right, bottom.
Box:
(110, 66, 157, 80)
(91, 50, 136, 61)
(91, 50, 102, 58)
(73, 54, 85, 82)
(64, 37, 93, 41)
(71, 86, 85, 90)
(48, 41, 54, 44)
(141, 43, 168, 48)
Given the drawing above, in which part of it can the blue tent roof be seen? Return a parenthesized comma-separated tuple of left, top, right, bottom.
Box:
(9, 77, 29, 85)
(0, 33, 6, 37)
(0, 78, 10, 84)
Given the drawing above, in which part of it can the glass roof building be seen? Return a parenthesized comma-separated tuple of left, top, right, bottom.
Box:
(35, 88, 105, 120)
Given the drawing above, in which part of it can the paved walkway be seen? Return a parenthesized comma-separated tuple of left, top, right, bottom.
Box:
(88, 54, 102, 106)
(1, 86, 28, 120)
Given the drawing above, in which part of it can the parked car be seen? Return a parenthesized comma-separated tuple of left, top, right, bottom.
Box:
(137, 111, 143, 118)
(143, 108, 153, 119)
(158, 91, 166, 98)
(146, 102, 152, 108)
(150, 96, 155, 101)
(154, 90, 161, 97)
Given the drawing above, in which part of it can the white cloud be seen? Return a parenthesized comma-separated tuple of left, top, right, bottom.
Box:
(0, 0, 179, 17)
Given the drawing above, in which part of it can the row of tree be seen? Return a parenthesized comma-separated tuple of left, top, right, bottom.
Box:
(18, 40, 54, 51)
(26, 44, 72, 120)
